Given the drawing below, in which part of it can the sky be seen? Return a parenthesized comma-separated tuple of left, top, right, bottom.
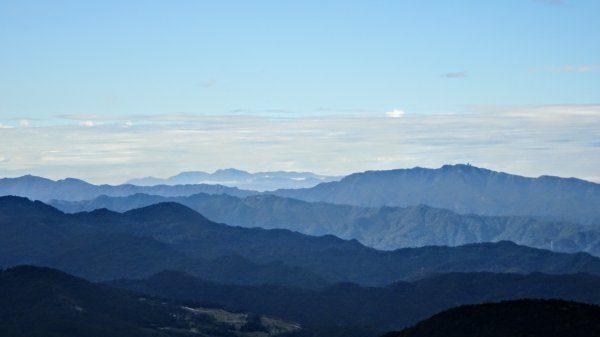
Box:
(0, 0, 599, 184)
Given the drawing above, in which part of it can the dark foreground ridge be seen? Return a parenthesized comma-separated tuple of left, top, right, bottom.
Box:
(382, 299, 600, 337)
(0, 265, 301, 337)
(110, 270, 600, 332)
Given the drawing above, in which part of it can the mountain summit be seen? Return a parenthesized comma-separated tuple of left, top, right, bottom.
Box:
(272, 164, 600, 224)
(126, 169, 340, 191)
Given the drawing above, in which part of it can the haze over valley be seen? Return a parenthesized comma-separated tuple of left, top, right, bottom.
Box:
(1, 1, 599, 336)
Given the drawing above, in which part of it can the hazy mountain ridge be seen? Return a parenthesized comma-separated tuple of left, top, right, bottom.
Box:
(272, 164, 600, 224)
(127, 168, 341, 191)
(0, 175, 256, 202)
(4, 196, 600, 286)
(50, 192, 600, 256)
(5, 164, 600, 225)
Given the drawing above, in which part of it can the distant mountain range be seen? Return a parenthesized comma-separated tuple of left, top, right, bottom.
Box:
(3, 164, 600, 224)
(50, 192, 600, 256)
(383, 299, 600, 337)
(272, 164, 600, 224)
(126, 168, 340, 191)
(0, 174, 255, 202)
(4, 196, 600, 287)
(4, 164, 600, 336)
(0, 265, 301, 337)
(111, 270, 600, 333)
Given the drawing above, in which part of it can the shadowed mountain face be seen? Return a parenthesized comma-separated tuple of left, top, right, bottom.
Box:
(0, 175, 256, 202)
(127, 169, 341, 191)
(51, 193, 600, 256)
(382, 299, 600, 337)
(110, 271, 600, 332)
(4, 196, 600, 286)
(272, 164, 600, 224)
(0, 265, 301, 337)
(0, 196, 328, 288)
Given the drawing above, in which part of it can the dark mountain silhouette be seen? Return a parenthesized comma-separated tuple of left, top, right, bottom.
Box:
(110, 270, 600, 333)
(5, 197, 600, 285)
(382, 299, 600, 337)
(5, 196, 600, 286)
(0, 196, 327, 287)
(116, 206, 600, 284)
(272, 164, 600, 224)
(0, 265, 302, 337)
(51, 192, 600, 256)
(127, 168, 340, 191)
(0, 174, 256, 202)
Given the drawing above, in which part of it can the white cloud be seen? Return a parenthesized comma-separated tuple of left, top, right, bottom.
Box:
(79, 120, 100, 127)
(0, 124, 13, 129)
(20, 119, 30, 127)
(570, 64, 600, 73)
(385, 109, 405, 118)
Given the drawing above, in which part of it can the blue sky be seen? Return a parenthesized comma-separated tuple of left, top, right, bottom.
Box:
(0, 0, 599, 183)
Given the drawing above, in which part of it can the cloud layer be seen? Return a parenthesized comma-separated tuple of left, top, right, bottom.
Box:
(1, 105, 599, 184)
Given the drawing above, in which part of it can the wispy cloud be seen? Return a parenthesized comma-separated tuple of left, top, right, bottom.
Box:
(58, 114, 118, 122)
(443, 71, 468, 79)
(196, 79, 217, 88)
(533, 63, 600, 74)
(560, 64, 600, 73)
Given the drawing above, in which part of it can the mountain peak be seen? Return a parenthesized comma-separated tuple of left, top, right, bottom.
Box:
(123, 201, 211, 223)
(3, 265, 84, 284)
(0, 195, 64, 217)
(127, 201, 196, 213)
(212, 168, 252, 179)
(8, 174, 54, 183)
(441, 163, 484, 170)
(272, 164, 600, 224)
(213, 168, 249, 174)
(57, 177, 90, 183)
